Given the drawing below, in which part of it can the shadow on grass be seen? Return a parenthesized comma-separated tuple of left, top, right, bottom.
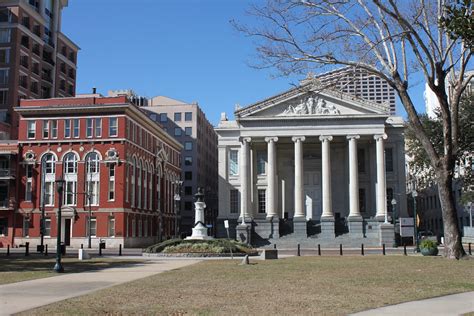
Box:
(0, 256, 147, 274)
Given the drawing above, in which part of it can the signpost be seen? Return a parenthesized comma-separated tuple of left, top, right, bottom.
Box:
(224, 220, 233, 259)
(399, 217, 415, 238)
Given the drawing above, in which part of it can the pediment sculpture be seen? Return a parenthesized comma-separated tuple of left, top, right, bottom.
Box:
(281, 96, 340, 116)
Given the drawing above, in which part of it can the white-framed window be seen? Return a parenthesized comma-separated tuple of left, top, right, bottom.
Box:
(108, 217, 115, 237)
(25, 164, 33, 201)
(258, 189, 266, 214)
(137, 161, 142, 209)
(42, 120, 49, 138)
(125, 162, 129, 202)
(108, 164, 115, 201)
(148, 168, 153, 210)
(86, 217, 97, 237)
(230, 189, 239, 214)
(143, 164, 147, 208)
(131, 158, 136, 207)
(64, 153, 78, 206)
(44, 218, 51, 237)
(156, 173, 161, 211)
(86, 118, 93, 138)
(42, 153, 56, 206)
(51, 120, 57, 138)
(256, 151, 267, 175)
(109, 117, 118, 137)
(85, 152, 100, 206)
(95, 118, 102, 137)
(73, 119, 79, 138)
(64, 119, 71, 138)
(27, 120, 36, 139)
(229, 149, 239, 175)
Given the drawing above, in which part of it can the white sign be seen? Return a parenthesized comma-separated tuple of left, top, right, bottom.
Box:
(224, 220, 229, 229)
(399, 217, 414, 237)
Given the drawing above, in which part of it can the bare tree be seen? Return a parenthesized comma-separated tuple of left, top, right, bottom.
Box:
(233, 0, 472, 259)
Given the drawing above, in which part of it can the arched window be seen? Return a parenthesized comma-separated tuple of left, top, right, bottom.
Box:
(156, 165, 162, 212)
(149, 164, 153, 210)
(131, 157, 136, 207)
(137, 160, 142, 209)
(143, 162, 148, 210)
(63, 152, 78, 205)
(85, 152, 100, 206)
(125, 160, 129, 202)
(41, 153, 56, 206)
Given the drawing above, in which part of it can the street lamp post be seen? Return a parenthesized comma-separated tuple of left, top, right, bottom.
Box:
(54, 178, 65, 273)
(391, 198, 397, 247)
(412, 191, 419, 252)
(173, 180, 183, 239)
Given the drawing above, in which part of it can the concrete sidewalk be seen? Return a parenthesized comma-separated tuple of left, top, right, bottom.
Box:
(0, 259, 200, 315)
(352, 291, 474, 316)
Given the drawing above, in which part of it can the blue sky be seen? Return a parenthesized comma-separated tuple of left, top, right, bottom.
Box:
(62, 0, 426, 126)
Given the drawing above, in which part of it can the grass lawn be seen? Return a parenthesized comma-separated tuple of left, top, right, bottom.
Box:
(24, 256, 474, 315)
(0, 256, 145, 285)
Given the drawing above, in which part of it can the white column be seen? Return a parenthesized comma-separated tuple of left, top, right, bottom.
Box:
(374, 134, 388, 220)
(347, 135, 361, 218)
(292, 136, 305, 218)
(265, 137, 278, 218)
(240, 137, 251, 219)
(320, 135, 333, 218)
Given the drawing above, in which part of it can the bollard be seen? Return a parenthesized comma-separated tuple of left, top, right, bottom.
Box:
(317, 244, 321, 256)
(274, 244, 277, 250)
(382, 244, 386, 255)
(99, 244, 102, 256)
(469, 243, 472, 255)
(297, 243, 301, 256)
(403, 244, 407, 256)
(339, 244, 343, 256)
(7, 244, 9, 256)
(45, 244, 48, 256)
(119, 244, 122, 256)
(361, 244, 364, 256)
(81, 244, 83, 249)
(25, 242, 29, 256)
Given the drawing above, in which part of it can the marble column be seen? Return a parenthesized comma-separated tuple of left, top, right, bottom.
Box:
(319, 135, 334, 238)
(374, 134, 388, 221)
(347, 135, 363, 236)
(260, 137, 279, 239)
(237, 137, 252, 244)
(265, 137, 278, 218)
(239, 137, 252, 220)
(292, 136, 307, 237)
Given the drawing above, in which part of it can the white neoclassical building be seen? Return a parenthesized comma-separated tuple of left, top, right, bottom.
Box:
(216, 81, 407, 246)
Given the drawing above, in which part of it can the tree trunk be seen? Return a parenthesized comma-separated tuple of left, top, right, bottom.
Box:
(436, 166, 467, 259)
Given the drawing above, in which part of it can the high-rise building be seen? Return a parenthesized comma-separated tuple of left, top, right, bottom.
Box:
(142, 95, 218, 237)
(314, 66, 396, 114)
(0, 0, 79, 139)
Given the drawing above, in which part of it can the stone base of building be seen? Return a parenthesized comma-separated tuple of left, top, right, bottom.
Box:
(292, 217, 307, 238)
(379, 223, 395, 246)
(348, 216, 364, 237)
(12, 237, 159, 249)
(254, 217, 280, 239)
(236, 223, 251, 244)
(320, 217, 335, 239)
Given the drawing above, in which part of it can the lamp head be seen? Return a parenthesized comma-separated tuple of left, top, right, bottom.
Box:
(55, 178, 65, 193)
(391, 198, 397, 206)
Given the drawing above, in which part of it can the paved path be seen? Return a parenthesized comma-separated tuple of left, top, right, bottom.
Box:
(352, 291, 474, 316)
(0, 259, 200, 315)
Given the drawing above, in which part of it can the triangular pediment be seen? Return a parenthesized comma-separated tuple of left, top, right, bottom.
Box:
(236, 83, 390, 118)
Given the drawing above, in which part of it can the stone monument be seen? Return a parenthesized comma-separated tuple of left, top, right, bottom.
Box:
(186, 187, 213, 240)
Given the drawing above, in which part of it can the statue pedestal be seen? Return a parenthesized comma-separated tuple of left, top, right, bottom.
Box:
(186, 191, 214, 240)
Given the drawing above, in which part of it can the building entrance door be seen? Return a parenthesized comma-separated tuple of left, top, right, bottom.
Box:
(64, 219, 71, 246)
(304, 171, 321, 220)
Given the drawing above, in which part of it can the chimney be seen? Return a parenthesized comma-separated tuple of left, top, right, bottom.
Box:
(92, 87, 97, 94)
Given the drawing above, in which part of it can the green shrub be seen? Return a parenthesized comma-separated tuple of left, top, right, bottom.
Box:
(145, 238, 256, 254)
(419, 239, 438, 250)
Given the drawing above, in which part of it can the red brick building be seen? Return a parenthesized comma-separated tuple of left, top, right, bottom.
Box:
(6, 95, 181, 248)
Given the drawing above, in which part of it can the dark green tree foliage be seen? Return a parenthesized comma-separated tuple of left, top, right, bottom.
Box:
(440, 0, 474, 48)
